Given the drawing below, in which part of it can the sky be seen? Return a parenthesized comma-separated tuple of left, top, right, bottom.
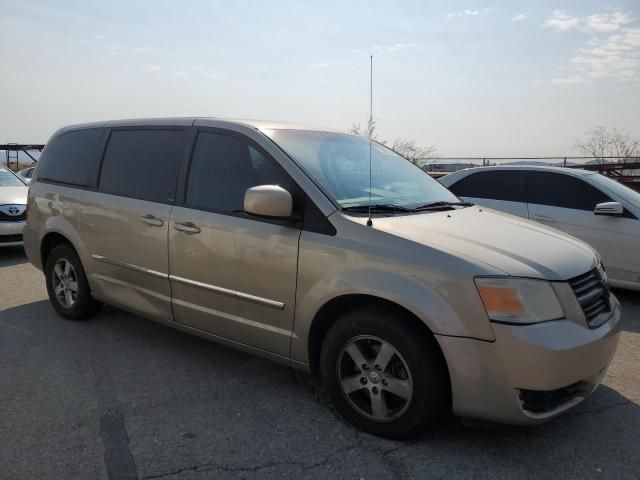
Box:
(1, 0, 639, 156)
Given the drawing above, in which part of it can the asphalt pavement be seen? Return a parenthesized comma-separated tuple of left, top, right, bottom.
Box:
(1, 246, 639, 480)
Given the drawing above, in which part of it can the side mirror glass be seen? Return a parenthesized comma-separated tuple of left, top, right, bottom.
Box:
(594, 201, 623, 216)
(244, 185, 293, 219)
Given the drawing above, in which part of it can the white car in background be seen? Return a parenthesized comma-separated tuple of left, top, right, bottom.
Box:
(439, 165, 640, 291)
(17, 166, 36, 184)
(0, 166, 28, 247)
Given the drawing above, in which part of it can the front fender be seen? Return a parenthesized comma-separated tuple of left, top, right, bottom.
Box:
(292, 266, 495, 365)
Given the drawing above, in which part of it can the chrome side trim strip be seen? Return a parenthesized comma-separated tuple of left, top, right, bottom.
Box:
(91, 254, 168, 279)
(172, 298, 290, 335)
(92, 274, 172, 303)
(169, 274, 285, 310)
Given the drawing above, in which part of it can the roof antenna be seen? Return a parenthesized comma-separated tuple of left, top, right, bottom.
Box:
(367, 54, 374, 227)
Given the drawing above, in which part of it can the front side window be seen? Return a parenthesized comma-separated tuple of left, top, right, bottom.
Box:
(265, 130, 460, 209)
(99, 130, 185, 203)
(186, 131, 292, 214)
(449, 170, 522, 202)
(589, 173, 640, 210)
(0, 167, 25, 187)
(525, 172, 611, 211)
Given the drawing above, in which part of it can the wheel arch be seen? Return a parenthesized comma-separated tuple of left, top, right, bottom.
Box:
(40, 231, 78, 268)
(307, 294, 449, 378)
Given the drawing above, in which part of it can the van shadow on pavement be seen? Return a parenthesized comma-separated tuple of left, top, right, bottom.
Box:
(1, 299, 639, 479)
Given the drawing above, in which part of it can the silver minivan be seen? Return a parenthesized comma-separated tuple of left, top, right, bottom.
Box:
(24, 118, 621, 438)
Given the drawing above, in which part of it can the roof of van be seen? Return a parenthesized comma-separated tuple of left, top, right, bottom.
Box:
(55, 117, 346, 135)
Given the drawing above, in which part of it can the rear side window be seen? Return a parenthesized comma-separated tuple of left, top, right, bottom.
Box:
(186, 131, 292, 214)
(448, 170, 522, 202)
(526, 172, 611, 211)
(37, 128, 102, 187)
(99, 130, 185, 203)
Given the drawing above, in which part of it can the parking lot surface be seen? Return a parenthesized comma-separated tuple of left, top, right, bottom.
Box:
(1, 246, 639, 480)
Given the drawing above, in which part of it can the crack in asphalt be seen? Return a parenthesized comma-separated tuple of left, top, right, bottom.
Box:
(142, 444, 365, 479)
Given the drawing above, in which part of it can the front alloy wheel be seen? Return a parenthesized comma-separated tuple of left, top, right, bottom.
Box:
(338, 335, 413, 421)
(320, 307, 449, 439)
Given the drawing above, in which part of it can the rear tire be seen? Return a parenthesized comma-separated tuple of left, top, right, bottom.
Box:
(45, 244, 101, 320)
(320, 307, 449, 439)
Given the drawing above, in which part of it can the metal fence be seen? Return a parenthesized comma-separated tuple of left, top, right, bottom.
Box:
(1, 144, 44, 170)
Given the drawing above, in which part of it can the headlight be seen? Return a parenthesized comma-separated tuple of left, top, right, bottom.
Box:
(475, 277, 564, 324)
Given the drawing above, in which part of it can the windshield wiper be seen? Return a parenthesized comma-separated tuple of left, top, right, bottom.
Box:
(410, 201, 474, 212)
(342, 204, 413, 214)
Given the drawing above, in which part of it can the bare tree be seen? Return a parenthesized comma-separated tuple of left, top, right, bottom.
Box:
(576, 126, 640, 161)
(390, 138, 438, 167)
(349, 118, 383, 142)
(350, 119, 437, 167)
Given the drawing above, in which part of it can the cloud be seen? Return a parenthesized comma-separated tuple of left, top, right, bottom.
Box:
(95, 34, 104, 40)
(544, 9, 634, 33)
(372, 43, 416, 54)
(133, 47, 150, 53)
(511, 13, 527, 22)
(550, 28, 640, 84)
(544, 10, 579, 31)
(308, 62, 329, 70)
(447, 8, 492, 19)
(551, 75, 586, 84)
(584, 11, 634, 32)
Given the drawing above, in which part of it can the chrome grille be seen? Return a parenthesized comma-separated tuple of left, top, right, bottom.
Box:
(569, 267, 610, 327)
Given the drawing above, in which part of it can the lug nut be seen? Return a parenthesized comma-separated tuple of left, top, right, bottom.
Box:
(362, 364, 369, 370)
(372, 387, 379, 394)
(360, 377, 367, 385)
(382, 379, 388, 386)
(374, 364, 381, 371)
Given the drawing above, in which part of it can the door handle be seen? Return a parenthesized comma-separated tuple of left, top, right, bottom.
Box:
(139, 214, 164, 227)
(174, 221, 201, 234)
(532, 214, 555, 223)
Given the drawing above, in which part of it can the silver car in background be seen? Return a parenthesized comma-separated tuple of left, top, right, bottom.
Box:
(0, 166, 28, 247)
(17, 166, 36, 184)
(24, 118, 621, 438)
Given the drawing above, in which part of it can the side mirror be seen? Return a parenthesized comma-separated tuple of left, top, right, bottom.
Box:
(594, 201, 624, 216)
(244, 185, 293, 219)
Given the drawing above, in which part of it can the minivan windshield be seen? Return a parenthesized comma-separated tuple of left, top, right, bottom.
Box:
(266, 129, 461, 210)
(0, 167, 26, 187)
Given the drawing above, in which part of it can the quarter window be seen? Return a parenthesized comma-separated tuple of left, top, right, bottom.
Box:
(525, 172, 611, 211)
(448, 171, 522, 202)
(186, 132, 292, 214)
(99, 130, 185, 203)
(37, 128, 103, 187)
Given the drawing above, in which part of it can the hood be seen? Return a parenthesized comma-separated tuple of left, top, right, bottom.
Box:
(0, 186, 28, 205)
(372, 206, 597, 281)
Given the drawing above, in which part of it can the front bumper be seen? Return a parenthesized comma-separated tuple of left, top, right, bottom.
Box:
(0, 220, 26, 247)
(437, 293, 621, 425)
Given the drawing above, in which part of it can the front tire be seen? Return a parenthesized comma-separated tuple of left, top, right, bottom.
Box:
(45, 244, 101, 320)
(320, 307, 449, 439)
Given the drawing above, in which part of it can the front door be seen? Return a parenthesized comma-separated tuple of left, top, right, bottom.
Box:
(524, 171, 640, 282)
(168, 129, 301, 357)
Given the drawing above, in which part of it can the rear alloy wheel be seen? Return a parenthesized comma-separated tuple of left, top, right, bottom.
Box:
(45, 244, 101, 320)
(320, 307, 449, 439)
(52, 258, 79, 309)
